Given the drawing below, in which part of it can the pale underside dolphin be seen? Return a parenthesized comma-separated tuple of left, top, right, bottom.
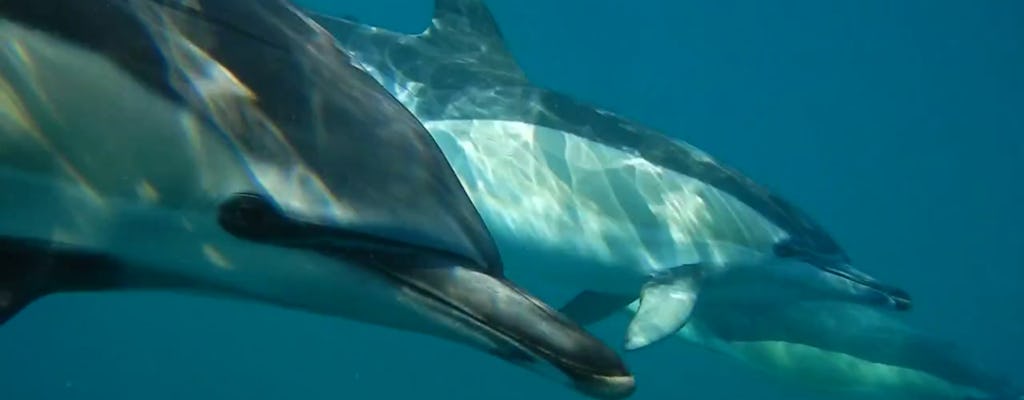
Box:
(0, 1, 636, 398)
(309, 0, 913, 351)
(649, 298, 1023, 400)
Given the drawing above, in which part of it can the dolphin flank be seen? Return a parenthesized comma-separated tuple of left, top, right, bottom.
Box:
(0, 0, 635, 398)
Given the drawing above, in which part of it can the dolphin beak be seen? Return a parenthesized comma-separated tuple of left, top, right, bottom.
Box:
(879, 285, 912, 311)
(356, 251, 637, 400)
(216, 193, 635, 399)
(821, 264, 912, 311)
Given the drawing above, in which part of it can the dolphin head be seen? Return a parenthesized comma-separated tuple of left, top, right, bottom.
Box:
(169, 0, 636, 396)
(217, 193, 636, 399)
(0, 0, 635, 397)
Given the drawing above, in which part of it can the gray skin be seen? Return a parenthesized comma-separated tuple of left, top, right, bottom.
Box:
(308, 2, 1024, 398)
(653, 299, 1024, 400)
(0, 1, 635, 398)
(309, 0, 911, 352)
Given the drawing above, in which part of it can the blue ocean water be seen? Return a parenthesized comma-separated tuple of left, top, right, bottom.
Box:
(1, 1, 1021, 399)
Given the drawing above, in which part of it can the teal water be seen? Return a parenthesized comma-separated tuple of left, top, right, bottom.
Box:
(1, 0, 1021, 399)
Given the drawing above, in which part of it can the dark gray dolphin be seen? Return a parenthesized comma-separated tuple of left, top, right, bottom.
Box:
(0, 0, 634, 397)
(656, 299, 1024, 400)
(308, 0, 912, 352)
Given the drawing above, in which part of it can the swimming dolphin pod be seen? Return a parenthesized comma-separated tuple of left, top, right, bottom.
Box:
(653, 299, 1024, 400)
(0, 0, 636, 398)
(309, 0, 912, 352)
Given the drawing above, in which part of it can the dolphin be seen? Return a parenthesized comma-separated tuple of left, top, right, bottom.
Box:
(307, 0, 913, 351)
(649, 299, 1024, 400)
(0, 0, 636, 398)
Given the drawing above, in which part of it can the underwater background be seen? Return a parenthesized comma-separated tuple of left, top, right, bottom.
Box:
(1, 0, 1020, 399)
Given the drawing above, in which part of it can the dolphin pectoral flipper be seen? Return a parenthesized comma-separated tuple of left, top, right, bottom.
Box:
(624, 266, 703, 351)
(559, 291, 637, 326)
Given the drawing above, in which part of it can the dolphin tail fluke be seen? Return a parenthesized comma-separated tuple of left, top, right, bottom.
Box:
(0, 237, 120, 325)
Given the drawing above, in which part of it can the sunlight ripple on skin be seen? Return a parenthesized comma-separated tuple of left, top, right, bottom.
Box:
(427, 117, 790, 285)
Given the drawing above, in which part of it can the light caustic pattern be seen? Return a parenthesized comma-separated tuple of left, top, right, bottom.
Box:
(424, 115, 789, 278)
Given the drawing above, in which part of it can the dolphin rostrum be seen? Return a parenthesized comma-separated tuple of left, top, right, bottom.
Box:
(0, 0, 635, 397)
(653, 299, 1024, 400)
(309, 0, 912, 351)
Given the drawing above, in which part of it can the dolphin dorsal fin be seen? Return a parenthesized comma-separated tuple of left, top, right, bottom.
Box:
(307, 0, 528, 89)
(424, 0, 505, 42)
(418, 0, 528, 86)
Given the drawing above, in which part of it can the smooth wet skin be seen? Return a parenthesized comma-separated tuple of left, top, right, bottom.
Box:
(0, 0, 634, 397)
(309, 0, 912, 352)
(300, 2, 1024, 400)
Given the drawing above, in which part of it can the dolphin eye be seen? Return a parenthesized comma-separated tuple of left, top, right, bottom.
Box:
(217, 192, 288, 240)
(772, 241, 802, 259)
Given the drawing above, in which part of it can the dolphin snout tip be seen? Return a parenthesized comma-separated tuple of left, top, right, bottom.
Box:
(573, 373, 636, 400)
(886, 286, 912, 311)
